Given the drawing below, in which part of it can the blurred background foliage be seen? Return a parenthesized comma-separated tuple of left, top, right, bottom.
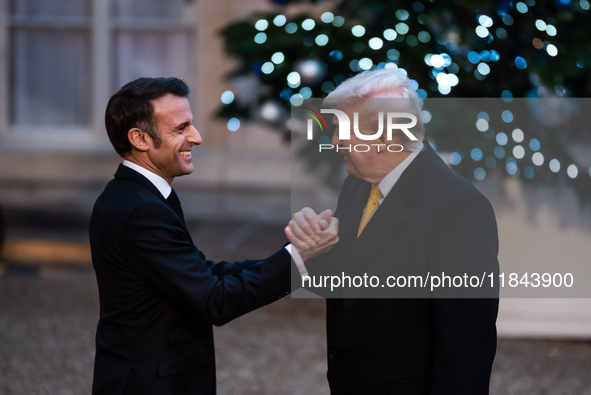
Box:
(217, 0, 591, 202)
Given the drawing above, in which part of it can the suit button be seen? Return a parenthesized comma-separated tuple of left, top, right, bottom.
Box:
(329, 349, 337, 359)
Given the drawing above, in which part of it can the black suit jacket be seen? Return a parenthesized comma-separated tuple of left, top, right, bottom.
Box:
(309, 142, 499, 394)
(89, 165, 293, 395)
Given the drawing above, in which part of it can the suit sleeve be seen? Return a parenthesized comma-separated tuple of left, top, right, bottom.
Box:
(429, 191, 499, 395)
(124, 200, 292, 326)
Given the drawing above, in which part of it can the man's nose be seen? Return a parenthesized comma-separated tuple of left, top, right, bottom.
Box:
(188, 126, 202, 145)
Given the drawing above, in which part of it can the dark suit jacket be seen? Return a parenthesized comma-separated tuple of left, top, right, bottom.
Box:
(309, 142, 499, 394)
(89, 165, 294, 395)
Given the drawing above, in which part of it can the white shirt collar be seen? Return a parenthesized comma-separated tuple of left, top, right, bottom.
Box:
(377, 142, 424, 201)
(122, 159, 172, 199)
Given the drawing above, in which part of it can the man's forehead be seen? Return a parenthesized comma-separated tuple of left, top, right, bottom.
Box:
(152, 95, 192, 119)
(152, 93, 188, 109)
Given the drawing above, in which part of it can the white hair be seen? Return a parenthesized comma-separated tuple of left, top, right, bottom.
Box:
(325, 69, 417, 102)
(324, 69, 424, 150)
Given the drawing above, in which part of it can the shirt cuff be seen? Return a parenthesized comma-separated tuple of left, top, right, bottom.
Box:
(284, 244, 309, 278)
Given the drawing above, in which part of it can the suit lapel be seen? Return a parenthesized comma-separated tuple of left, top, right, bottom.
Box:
(339, 181, 371, 248)
(337, 142, 434, 271)
(346, 186, 406, 271)
(114, 164, 192, 241)
(114, 164, 169, 206)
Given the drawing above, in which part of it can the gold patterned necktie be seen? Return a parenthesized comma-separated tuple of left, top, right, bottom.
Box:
(357, 185, 383, 237)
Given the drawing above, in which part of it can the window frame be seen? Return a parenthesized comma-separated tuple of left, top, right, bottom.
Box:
(0, 0, 196, 153)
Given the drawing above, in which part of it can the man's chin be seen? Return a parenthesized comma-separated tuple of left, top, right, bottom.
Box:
(345, 163, 357, 177)
(176, 165, 194, 178)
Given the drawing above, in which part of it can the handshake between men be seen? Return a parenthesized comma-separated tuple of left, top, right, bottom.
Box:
(286, 208, 339, 261)
(91, 71, 498, 395)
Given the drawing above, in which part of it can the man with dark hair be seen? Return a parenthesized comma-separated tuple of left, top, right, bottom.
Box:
(90, 77, 337, 394)
(103, 77, 190, 156)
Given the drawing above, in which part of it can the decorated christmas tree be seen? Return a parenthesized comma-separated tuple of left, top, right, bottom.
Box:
(218, 0, 591, 202)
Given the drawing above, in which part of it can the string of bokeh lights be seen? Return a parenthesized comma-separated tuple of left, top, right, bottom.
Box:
(219, 1, 591, 182)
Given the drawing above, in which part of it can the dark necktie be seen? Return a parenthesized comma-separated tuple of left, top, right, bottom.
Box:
(167, 189, 186, 225)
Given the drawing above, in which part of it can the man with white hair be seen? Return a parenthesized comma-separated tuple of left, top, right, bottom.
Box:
(290, 68, 499, 394)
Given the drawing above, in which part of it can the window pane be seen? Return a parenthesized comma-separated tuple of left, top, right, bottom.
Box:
(10, 28, 91, 127)
(112, 0, 188, 18)
(113, 32, 192, 91)
(10, 0, 89, 17)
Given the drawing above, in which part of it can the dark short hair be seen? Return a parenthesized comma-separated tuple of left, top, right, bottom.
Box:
(105, 77, 190, 157)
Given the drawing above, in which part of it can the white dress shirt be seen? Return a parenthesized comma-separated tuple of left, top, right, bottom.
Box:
(122, 160, 172, 199)
(376, 142, 424, 202)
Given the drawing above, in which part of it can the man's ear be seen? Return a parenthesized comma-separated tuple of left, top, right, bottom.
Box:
(128, 128, 150, 152)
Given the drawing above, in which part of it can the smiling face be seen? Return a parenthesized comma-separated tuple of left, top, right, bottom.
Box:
(144, 94, 202, 184)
